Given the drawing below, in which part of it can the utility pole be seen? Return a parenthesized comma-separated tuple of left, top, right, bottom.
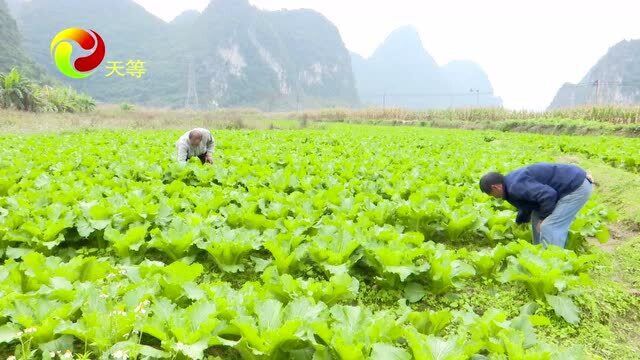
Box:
(594, 80, 600, 105)
(185, 56, 199, 109)
(295, 78, 301, 112)
(382, 92, 386, 110)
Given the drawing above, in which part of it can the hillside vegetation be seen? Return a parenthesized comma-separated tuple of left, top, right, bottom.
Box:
(550, 40, 640, 109)
(0, 69, 95, 113)
(11, 0, 358, 110)
(0, 0, 44, 80)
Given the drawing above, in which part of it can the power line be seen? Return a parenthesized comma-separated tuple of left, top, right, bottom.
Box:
(360, 89, 496, 109)
(566, 81, 640, 88)
(361, 91, 494, 98)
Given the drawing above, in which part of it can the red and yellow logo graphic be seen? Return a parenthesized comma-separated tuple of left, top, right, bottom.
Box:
(50, 28, 106, 79)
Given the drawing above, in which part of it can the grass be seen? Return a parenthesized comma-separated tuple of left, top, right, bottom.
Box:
(614, 237, 640, 289)
(552, 154, 640, 358)
(0, 106, 303, 133)
(4, 105, 640, 136)
(558, 155, 640, 229)
(289, 107, 640, 136)
(576, 247, 640, 359)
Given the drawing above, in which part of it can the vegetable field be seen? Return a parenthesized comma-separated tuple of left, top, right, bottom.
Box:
(0, 125, 634, 359)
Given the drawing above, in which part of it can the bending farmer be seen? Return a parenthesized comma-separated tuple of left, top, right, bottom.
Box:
(479, 163, 593, 248)
(176, 128, 215, 164)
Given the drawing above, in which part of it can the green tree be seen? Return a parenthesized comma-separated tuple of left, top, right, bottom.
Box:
(0, 67, 39, 111)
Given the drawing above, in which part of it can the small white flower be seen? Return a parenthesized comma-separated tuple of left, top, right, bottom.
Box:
(15, 331, 23, 337)
(119, 269, 127, 275)
(100, 293, 109, 299)
(49, 352, 56, 358)
(24, 327, 37, 334)
(8, 356, 16, 360)
(61, 350, 72, 359)
(106, 273, 116, 279)
(134, 300, 149, 315)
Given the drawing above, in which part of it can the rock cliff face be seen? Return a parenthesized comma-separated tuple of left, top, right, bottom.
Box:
(352, 26, 501, 109)
(549, 40, 640, 109)
(11, 0, 358, 109)
(187, 0, 358, 109)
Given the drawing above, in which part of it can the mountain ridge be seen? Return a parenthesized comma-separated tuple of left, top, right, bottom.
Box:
(8, 0, 359, 109)
(0, 0, 45, 79)
(351, 25, 501, 109)
(549, 39, 640, 109)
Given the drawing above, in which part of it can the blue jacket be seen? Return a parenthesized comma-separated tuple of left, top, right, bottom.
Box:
(503, 163, 586, 224)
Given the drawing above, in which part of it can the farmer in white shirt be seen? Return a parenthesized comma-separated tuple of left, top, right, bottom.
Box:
(175, 128, 215, 164)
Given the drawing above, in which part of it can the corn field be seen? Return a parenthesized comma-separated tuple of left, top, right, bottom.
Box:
(294, 106, 640, 125)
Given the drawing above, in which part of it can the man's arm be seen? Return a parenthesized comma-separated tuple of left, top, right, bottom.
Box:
(205, 134, 215, 157)
(522, 181, 558, 219)
(176, 142, 188, 163)
(515, 209, 532, 224)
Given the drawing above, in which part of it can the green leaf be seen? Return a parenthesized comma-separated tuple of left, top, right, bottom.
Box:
(546, 294, 580, 324)
(104, 225, 148, 257)
(425, 337, 460, 360)
(38, 335, 75, 354)
(251, 256, 273, 273)
(0, 323, 20, 344)
(137, 345, 170, 359)
(509, 314, 537, 348)
(595, 227, 610, 244)
(5, 247, 30, 259)
(174, 340, 209, 359)
(405, 310, 453, 336)
(183, 282, 206, 301)
(404, 282, 426, 303)
(256, 299, 283, 330)
(370, 343, 411, 360)
(528, 315, 551, 326)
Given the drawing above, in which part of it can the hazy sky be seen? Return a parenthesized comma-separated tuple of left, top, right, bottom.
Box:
(133, 0, 640, 110)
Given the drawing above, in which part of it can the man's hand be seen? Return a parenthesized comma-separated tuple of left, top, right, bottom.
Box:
(536, 221, 542, 233)
(586, 172, 595, 184)
(205, 155, 213, 164)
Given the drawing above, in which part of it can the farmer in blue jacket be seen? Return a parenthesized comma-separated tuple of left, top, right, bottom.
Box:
(479, 163, 594, 248)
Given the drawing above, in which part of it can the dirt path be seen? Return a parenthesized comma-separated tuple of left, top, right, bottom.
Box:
(555, 156, 640, 355)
